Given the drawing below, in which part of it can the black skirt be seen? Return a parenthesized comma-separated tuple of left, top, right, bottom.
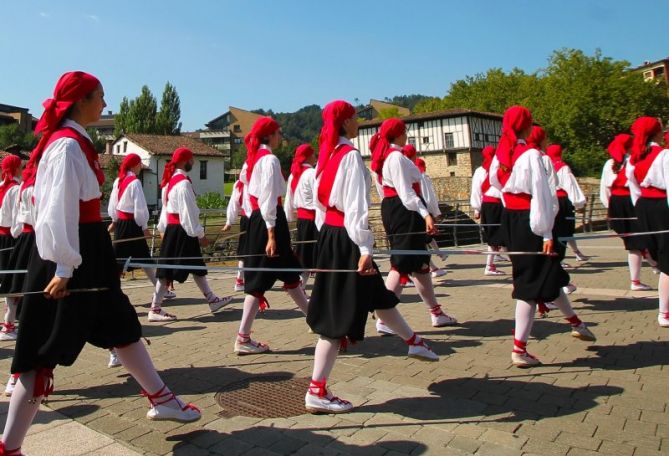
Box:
(12, 223, 142, 373)
(381, 196, 430, 274)
(244, 206, 301, 294)
(609, 195, 646, 251)
(113, 219, 151, 271)
(635, 197, 669, 274)
(0, 234, 15, 284)
(295, 218, 318, 269)
(237, 215, 249, 256)
(502, 209, 570, 302)
(480, 201, 506, 247)
(552, 196, 576, 261)
(307, 224, 399, 341)
(0, 231, 35, 294)
(156, 224, 206, 283)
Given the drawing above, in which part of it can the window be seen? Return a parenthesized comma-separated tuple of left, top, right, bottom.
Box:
(116, 144, 120, 154)
(233, 138, 243, 144)
(233, 125, 242, 133)
(123, 141, 128, 152)
(444, 132, 455, 149)
(449, 172, 455, 177)
(447, 152, 457, 166)
(422, 137, 430, 144)
(474, 133, 482, 141)
(200, 160, 208, 180)
(408, 137, 416, 146)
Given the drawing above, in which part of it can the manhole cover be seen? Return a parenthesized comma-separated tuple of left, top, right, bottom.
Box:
(215, 375, 310, 418)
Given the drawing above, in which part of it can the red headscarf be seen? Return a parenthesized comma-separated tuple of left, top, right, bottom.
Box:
(495, 106, 533, 170)
(290, 144, 315, 192)
(664, 131, 669, 148)
(244, 117, 280, 181)
(119, 153, 142, 180)
(415, 158, 426, 174)
(161, 147, 193, 188)
(630, 117, 662, 164)
(546, 144, 566, 171)
(607, 134, 632, 164)
(24, 71, 101, 189)
(317, 100, 356, 177)
(526, 126, 546, 151)
(481, 145, 495, 171)
(0, 155, 21, 188)
(402, 144, 417, 162)
(370, 118, 406, 182)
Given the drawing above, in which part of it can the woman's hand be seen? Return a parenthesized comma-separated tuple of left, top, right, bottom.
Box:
(44, 276, 70, 300)
(542, 239, 554, 255)
(266, 228, 277, 257)
(143, 229, 151, 238)
(474, 210, 480, 220)
(107, 222, 115, 233)
(425, 215, 438, 235)
(222, 224, 231, 232)
(357, 255, 377, 275)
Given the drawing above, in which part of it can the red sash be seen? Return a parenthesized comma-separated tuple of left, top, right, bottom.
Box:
(116, 174, 138, 220)
(634, 145, 667, 198)
(166, 173, 192, 224)
(22, 223, 34, 233)
(610, 164, 630, 196)
(297, 208, 316, 221)
(503, 192, 531, 210)
(480, 171, 501, 203)
(318, 144, 355, 227)
(247, 149, 282, 210)
(45, 128, 104, 223)
(556, 189, 568, 198)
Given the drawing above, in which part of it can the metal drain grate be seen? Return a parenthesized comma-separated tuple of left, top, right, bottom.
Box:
(215, 375, 311, 418)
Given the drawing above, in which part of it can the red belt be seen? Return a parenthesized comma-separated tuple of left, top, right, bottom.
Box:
(80, 199, 102, 223)
(167, 213, 180, 224)
(22, 223, 34, 233)
(482, 195, 502, 203)
(297, 208, 316, 221)
(640, 186, 667, 198)
(324, 207, 345, 227)
(118, 210, 134, 221)
(611, 188, 631, 196)
(249, 195, 283, 211)
(0, 226, 10, 236)
(383, 186, 399, 198)
(556, 189, 568, 198)
(503, 192, 531, 210)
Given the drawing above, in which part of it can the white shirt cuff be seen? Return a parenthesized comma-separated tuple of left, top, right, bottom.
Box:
(265, 220, 276, 229)
(359, 245, 371, 256)
(56, 263, 74, 278)
(418, 206, 430, 219)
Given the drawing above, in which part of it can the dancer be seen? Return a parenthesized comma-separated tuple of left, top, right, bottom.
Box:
(152, 147, 232, 321)
(490, 105, 596, 368)
(2, 71, 200, 456)
(234, 117, 309, 355)
(470, 145, 506, 276)
(600, 134, 653, 290)
(285, 144, 319, 289)
(546, 144, 589, 263)
(223, 174, 248, 292)
(371, 118, 457, 337)
(306, 100, 438, 414)
(0, 155, 22, 342)
(625, 117, 669, 327)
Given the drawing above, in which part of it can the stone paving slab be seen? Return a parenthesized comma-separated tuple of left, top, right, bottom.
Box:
(0, 235, 667, 455)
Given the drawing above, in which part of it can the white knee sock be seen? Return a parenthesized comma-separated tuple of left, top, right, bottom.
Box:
(115, 341, 183, 410)
(236, 261, 244, 282)
(551, 289, 576, 319)
(486, 246, 497, 268)
(311, 337, 340, 382)
(659, 273, 669, 315)
(152, 279, 169, 309)
(2, 370, 41, 451)
(192, 275, 214, 298)
(385, 270, 402, 298)
(514, 300, 536, 344)
(628, 251, 642, 282)
(567, 240, 580, 254)
(286, 286, 309, 315)
(375, 307, 413, 340)
(143, 268, 157, 286)
(412, 272, 438, 310)
(238, 294, 259, 337)
(4, 297, 18, 325)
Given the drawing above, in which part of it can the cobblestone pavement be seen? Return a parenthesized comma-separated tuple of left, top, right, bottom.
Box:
(1, 236, 667, 455)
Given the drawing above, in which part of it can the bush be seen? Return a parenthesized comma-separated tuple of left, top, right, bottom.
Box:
(197, 192, 226, 209)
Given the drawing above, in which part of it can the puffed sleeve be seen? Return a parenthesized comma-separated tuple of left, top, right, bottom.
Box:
(107, 178, 120, 222)
(661, 150, 669, 207)
(422, 175, 441, 217)
(130, 179, 150, 230)
(7, 186, 20, 239)
(176, 182, 205, 238)
(384, 153, 429, 218)
(226, 182, 241, 226)
(599, 160, 613, 208)
(258, 156, 285, 229)
(527, 151, 558, 240)
(284, 175, 296, 223)
(470, 167, 486, 212)
(625, 162, 641, 206)
(157, 187, 168, 234)
(559, 166, 586, 209)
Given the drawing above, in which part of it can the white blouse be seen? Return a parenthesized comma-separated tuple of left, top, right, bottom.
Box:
(420, 173, 441, 217)
(470, 166, 503, 212)
(11, 185, 35, 238)
(490, 145, 558, 241)
(156, 169, 204, 239)
(625, 143, 669, 206)
(247, 145, 286, 229)
(555, 165, 586, 209)
(285, 165, 316, 223)
(599, 158, 631, 208)
(381, 146, 429, 218)
(225, 180, 244, 226)
(107, 172, 150, 229)
(0, 178, 20, 234)
(34, 119, 102, 278)
(314, 137, 374, 256)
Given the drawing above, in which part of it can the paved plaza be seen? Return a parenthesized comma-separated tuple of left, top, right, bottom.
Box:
(1, 235, 667, 455)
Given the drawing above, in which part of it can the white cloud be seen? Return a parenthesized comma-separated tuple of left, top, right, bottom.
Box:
(39, 12, 49, 18)
(86, 14, 100, 22)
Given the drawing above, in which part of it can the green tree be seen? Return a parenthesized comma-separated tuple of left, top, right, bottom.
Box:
(114, 97, 130, 136)
(127, 85, 158, 134)
(155, 82, 182, 135)
(0, 124, 35, 150)
(86, 127, 107, 153)
(378, 107, 401, 119)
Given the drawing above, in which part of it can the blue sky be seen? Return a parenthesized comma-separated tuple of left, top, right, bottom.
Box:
(1, 0, 666, 131)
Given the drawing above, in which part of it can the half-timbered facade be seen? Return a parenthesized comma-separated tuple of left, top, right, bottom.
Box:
(353, 109, 503, 178)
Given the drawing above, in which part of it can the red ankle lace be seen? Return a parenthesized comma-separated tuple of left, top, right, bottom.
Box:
(308, 379, 351, 405)
(1, 322, 15, 333)
(0, 441, 23, 456)
(430, 305, 444, 316)
(141, 384, 200, 413)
